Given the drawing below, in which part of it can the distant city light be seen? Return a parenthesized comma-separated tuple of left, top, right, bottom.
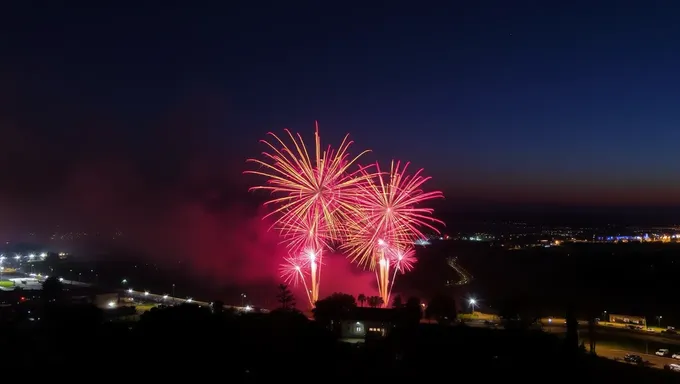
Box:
(415, 238, 431, 246)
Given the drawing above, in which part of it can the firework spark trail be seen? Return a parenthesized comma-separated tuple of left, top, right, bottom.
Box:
(344, 160, 444, 306)
(279, 256, 312, 304)
(245, 122, 372, 306)
(387, 247, 416, 300)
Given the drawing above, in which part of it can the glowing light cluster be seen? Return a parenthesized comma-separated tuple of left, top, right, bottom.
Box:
(247, 123, 444, 307)
(246, 122, 371, 306)
(343, 161, 444, 305)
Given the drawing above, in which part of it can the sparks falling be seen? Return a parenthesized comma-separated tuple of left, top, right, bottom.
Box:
(245, 122, 371, 306)
(344, 160, 444, 306)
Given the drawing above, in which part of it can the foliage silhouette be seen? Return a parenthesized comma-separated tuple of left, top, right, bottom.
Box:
(313, 292, 356, 333)
(425, 293, 457, 324)
(358, 293, 367, 307)
(392, 294, 404, 308)
(276, 283, 296, 310)
(588, 317, 597, 354)
(41, 276, 64, 303)
(367, 295, 384, 308)
(212, 300, 224, 314)
(565, 306, 579, 353)
(0, 289, 675, 381)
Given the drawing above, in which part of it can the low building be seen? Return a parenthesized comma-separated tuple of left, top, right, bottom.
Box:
(69, 287, 120, 309)
(339, 307, 399, 341)
(609, 313, 646, 327)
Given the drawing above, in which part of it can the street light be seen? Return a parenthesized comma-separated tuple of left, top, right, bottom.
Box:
(469, 298, 477, 313)
(657, 315, 663, 328)
(241, 293, 247, 307)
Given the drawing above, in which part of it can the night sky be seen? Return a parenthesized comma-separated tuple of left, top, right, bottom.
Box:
(1, 3, 680, 287)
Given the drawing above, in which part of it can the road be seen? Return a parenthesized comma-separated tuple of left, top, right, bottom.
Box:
(6, 277, 44, 290)
(542, 323, 680, 346)
(4, 272, 254, 312)
(125, 289, 210, 307)
(461, 318, 680, 371)
(124, 289, 256, 312)
(596, 346, 679, 370)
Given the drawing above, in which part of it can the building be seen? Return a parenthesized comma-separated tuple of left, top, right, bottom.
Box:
(69, 287, 120, 309)
(609, 313, 646, 327)
(339, 307, 399, 341)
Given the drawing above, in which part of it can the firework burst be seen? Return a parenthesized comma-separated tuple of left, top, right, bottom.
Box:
(344, 160, 444, 306)
(245, 122, 372, 306)
(390, 247, 416, 273)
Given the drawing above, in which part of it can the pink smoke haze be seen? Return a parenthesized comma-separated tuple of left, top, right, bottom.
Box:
(0, 99, 381, 307)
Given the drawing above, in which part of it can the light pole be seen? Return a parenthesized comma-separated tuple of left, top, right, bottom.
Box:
(469, 298, 477, 313)
(657, 315, 662, 328)
(241, 293, 247, 307)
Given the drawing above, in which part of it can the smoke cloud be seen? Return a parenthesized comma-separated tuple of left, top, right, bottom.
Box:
(0, 92, 379, 306)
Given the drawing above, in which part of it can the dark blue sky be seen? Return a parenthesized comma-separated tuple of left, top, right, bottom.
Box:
(2, 1, 680, 210)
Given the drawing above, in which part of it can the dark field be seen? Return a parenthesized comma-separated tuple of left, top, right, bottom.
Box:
(398, 241, 680, 325)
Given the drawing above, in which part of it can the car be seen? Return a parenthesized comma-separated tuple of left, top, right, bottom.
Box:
(624, 354, 643, 365)
(664, 363, 680, 372)
(656, 349, 670, 357)
(671, 353, 680, 360)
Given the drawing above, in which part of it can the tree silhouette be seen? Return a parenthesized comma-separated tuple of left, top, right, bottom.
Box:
(367, 296, 384, 308)
(313, 293, 356, 331)
(212, 300, 224, 314)
(405, 296, 421, 311)
(404, 296, 423, 324)
(391, 295, 403, 308)
(44, 252, 61, 269)
(42, 276, 64, 303)
(588, 317, 597, 355)
(565, 306, 579, 353)
(358, 294, 367, 307)
(425, 293, 457, 325)
(276, 284, 296, 310)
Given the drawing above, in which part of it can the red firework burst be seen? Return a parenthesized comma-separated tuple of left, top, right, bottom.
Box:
(343, 160, 444, 270)
(389, 247, 417, 273)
